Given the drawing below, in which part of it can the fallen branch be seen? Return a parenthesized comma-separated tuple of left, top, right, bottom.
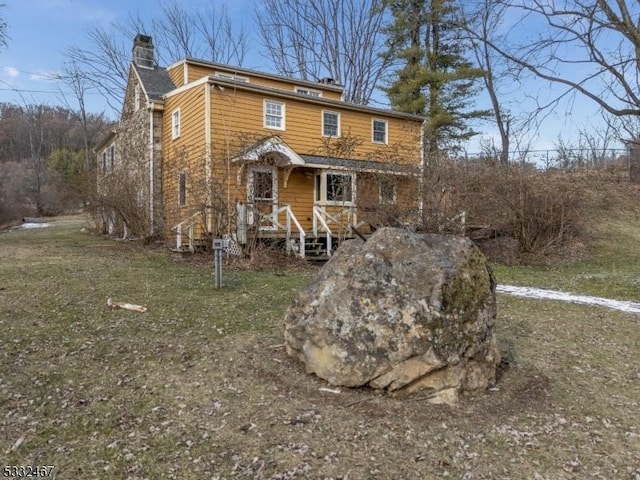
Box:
(343, 396, 378, 408)
(107, 298, 149, 313)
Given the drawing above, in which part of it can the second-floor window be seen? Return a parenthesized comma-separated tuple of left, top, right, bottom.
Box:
(323, 111, 340, 137)
(264, 100, 285, 130)
(373, 119, 388, 144)
(172, 109, 181, 139)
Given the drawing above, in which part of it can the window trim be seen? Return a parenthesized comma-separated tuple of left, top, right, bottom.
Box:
(134, 83, 141, 111)
(178, 171, 186, 207)
(264, 99, 285, 131)
(314, 171, 356, 206)
(171, 108, 181, 140)
(372, 118, 388, 144)
(322, 110, 341, 138)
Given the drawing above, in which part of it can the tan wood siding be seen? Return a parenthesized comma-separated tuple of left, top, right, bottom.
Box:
(167, 64, 185, 87)
(162, 84, 208, 237)
(278, 169, 315, 232)
(209, 88, 421, 163)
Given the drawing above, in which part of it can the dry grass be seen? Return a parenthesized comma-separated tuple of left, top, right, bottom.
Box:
(0, 215, 639, 479)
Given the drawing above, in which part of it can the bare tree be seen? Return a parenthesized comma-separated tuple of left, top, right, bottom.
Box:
(57, 61, 97, 171)
(487, 0, 640, 121)
(256, 0, 391, 105)
(66, 1, 247, 116)
(0, 3, 8, 51)
(460, 0, 520, 164)
(66, 27, 131, 114)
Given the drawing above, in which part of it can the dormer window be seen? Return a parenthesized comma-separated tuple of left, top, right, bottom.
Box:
(295, 86, 322, 97)
(214, 71, 249, 83)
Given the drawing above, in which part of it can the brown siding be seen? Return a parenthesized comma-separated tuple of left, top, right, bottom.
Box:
(162, 84, 207, 237)
(167, 63, 185, 86)
(209, 88, 421, 163)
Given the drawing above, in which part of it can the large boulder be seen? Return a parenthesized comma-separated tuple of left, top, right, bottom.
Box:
(283, 228, 500, 404)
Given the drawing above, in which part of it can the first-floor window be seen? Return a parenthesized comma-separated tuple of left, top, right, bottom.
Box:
(326, 173, 353, 203)
(379, 177, 397, 204)
(178, 172, 186, 207)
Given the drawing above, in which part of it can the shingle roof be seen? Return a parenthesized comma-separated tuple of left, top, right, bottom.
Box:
(300, 154, 418, 174)
(133, 64, 175, 101)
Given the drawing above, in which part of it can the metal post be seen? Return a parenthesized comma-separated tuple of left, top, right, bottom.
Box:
(212, 239, 229, 288)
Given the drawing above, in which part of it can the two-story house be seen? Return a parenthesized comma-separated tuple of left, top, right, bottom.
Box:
(97, 35, 425, 257)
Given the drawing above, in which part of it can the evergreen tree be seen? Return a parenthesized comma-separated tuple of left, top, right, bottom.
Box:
(383, 0, 488, 158)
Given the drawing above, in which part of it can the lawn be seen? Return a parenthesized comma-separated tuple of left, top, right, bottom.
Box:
(0, 215, 638, 479)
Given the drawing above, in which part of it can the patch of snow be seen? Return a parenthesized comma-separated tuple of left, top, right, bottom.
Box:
(497, 285, 640, 314)
(20, 223, 52, 229)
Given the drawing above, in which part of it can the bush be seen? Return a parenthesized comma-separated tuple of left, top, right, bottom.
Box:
(415, 160, 586, 262)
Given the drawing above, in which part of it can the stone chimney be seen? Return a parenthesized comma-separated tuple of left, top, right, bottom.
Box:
(133, 34, 154, 69)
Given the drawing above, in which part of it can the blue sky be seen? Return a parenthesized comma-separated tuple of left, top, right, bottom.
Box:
(0, 0, 258, 114)
(0, 0, 612, 153)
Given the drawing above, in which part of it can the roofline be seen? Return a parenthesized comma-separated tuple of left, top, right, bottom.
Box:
(207, 77, 425, 121)
(93, 129, 117, 152)
(166, 57, 345, 93)
(163, 75, 425, 122)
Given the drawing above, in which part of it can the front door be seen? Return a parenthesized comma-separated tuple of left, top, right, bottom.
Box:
(248, 166, 278, 230)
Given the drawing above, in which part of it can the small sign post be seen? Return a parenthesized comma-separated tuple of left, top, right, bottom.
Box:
(212, 239, 229, 288)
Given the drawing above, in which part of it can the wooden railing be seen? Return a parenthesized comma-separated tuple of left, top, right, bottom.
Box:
(312, 205, 367, 256)
(238, 202, 306, 258)
(170, 211, 204, 252)
(312, 206, 333, 255)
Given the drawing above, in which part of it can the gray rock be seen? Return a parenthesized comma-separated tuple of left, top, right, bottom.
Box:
(283, 227, 500, 404)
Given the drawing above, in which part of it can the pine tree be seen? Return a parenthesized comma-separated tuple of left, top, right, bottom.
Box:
(383, 0, 488, 158)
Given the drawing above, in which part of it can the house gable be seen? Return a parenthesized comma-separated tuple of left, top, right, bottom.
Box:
(166, 58, 345, 101)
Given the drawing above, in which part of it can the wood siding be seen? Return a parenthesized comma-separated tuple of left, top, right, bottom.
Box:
(158, 72, 422, 243)
(167, 63, 185, 87)
(209, 87, 421, 163)
(162, 84, 208, 236)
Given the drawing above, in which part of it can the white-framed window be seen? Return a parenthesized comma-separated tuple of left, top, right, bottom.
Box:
(322, 110, 340, 137)
(172, 109, 181, 139)
(134, 83, 141, 111)
(178, 172, 186, 207)
(372, 118, 388, 144)
(264, 100, 285, 130)
(379, 177, 397, 204)
(214, 71, 249, 83)
(314, 171, 355, 205)
(295, 86, 322, 97)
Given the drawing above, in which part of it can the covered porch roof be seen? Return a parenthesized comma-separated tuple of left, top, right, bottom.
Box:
(232, 135, 305, 167)
(232, 136, 419, 185)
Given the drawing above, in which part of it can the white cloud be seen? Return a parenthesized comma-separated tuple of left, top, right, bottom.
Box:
(3, 67, 19, 78)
